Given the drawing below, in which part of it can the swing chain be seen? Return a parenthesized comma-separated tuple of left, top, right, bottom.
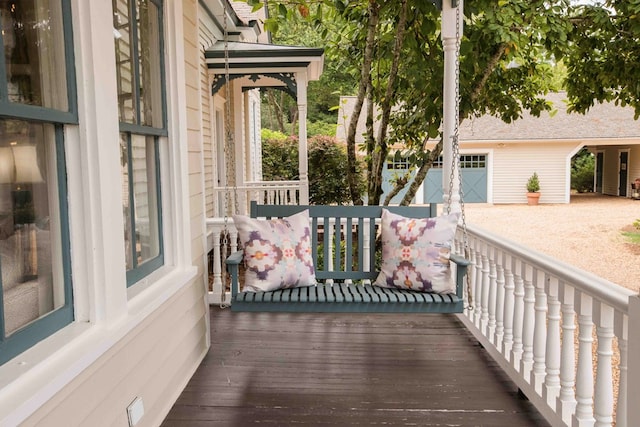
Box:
(219, 3, 236, 309)
(447, 2, 473, 310)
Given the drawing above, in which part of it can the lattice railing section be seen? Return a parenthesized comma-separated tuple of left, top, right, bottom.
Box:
(455, 224, 637, 427)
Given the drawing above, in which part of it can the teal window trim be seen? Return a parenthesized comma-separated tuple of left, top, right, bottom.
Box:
(157, 1, 167, 128)
(0, 0, 77, 365)
(0, 104, 78, 125)
(61, 0, 78, 117)
(122, 0, 166, 130)
(119, 122, 168, 137)
(124, 136, 164, 287)
(0, 126, 74, 365)
(0, 0, 78, 121)
(129, 0, 142, 125)
(118, 0, 166, 286)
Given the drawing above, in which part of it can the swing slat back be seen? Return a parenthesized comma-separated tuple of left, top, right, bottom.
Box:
(226, 202, 469, 313)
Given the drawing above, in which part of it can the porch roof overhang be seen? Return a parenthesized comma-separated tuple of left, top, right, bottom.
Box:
(205, 41, 325, 97)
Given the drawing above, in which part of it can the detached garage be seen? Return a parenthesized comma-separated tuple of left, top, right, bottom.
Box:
(338, 93, 640, 204)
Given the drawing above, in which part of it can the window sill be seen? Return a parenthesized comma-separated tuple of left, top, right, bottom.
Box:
(0, 266, 198, 426)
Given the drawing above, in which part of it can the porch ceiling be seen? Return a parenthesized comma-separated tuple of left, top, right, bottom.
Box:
(205, 41, 325, 80)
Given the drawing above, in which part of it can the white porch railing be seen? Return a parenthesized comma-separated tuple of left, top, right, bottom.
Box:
(455, 224, 638, 427)
(211, 180, 301, 217)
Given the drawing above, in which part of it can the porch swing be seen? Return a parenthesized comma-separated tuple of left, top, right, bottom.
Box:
(221, 2, 471, 313)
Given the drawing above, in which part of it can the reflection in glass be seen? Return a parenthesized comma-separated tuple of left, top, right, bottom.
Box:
(113, 0, 136, 123)
(0, 119, 64, 335)
(121, 133, 159, 269)
(1, 0, 68, 110)
(137, 0, 162, 128)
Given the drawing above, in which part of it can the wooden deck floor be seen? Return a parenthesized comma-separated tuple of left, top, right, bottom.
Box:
(162, 308, 549, 426)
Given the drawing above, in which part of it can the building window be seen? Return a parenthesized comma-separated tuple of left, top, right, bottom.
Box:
(112, 0, 165, 286)
(431, 155, 486, 169)
(0, 0, 74, 364)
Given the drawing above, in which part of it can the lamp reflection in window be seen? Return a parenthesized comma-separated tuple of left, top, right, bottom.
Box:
(0, 144, 44, 282)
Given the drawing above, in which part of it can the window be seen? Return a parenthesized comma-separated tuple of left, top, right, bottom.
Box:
(0, 0, 74, 364)
(431, 155, 486, 169)
(113, 0, 165, 285)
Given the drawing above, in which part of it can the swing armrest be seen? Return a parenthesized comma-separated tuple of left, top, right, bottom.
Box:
(450, 253, 471, 300)
(450, 253, 471, 267)
(226, 251, 244, 299)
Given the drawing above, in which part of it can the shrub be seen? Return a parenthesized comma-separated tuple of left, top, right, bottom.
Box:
(526, 172, 540, 192)
(308, 135, 365, 205)
(261, 131, 298, 180)
(307, 121, 337, 137)
(571, 149, 595, 193)
(261, 133, 365, 205)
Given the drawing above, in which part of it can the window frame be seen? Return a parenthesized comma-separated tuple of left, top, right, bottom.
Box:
(114, 0, 167, 287)
(0, 0, 76, 364)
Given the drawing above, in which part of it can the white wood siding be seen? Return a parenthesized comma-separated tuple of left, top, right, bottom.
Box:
(198, 11, 215, 218)
(488, 141, 581, 204)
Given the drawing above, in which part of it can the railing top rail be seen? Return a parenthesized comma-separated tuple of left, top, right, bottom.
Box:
(464, 223, 635, 312)
(244, 180, 301, 186)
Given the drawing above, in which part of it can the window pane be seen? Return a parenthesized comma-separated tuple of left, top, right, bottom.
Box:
(0, 119, 65, 335)
(137, 0, 162, 128)
(121, 133, 159, 270)
(113, 0, 136, 123)
(119, 133, 134, 270)
(132, 135, 159, 266)
(1, 0, 68, 110)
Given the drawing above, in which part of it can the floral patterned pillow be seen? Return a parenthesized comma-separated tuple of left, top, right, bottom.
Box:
(233, 210, 316, 292)
(373, 209, 460, 294)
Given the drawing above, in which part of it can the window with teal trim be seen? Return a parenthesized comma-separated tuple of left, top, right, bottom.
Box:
(0, 0, 75, 364)
(113, 0, 165, 286)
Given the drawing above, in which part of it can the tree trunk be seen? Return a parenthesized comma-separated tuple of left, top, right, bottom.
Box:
(345, 1, 379, 206)
(369, 0, 409, 206)
(399, 140, 442, 206)
(266, 89, 286, 133)
(396, 44, 508, 205)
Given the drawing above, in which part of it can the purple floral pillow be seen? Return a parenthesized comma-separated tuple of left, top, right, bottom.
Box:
(373, 209, 460, 294)
(233, 210, 316, 292)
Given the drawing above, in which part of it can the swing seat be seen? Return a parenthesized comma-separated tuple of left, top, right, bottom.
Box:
(226, 202, 470, 313)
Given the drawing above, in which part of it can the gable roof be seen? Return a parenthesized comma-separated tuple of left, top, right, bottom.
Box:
(462, 92, 640, 142)
(337, 92, 640, 144)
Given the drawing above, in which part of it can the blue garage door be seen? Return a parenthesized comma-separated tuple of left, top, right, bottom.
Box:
(424, 155, 487, 203)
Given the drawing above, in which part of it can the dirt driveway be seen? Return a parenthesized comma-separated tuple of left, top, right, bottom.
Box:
(462, 193, 640, 293)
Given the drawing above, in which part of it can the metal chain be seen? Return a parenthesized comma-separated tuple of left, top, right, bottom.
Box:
(219, 4, 235, 309)
(447, 3, 473, 309)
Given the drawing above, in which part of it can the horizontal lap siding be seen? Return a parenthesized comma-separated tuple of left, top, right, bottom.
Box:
(199, 17, 215, 218)
(22, 281, 208, 427)
(491, 142, 579, 204)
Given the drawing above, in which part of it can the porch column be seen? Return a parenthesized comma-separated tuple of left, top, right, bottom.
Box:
(628, 295, 640, 426)
(441, 0, 463, 213)
(296, 70, 310, 204)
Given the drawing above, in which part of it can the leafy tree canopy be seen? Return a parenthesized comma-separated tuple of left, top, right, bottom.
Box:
(247, 0, 636, 204)
(565, 1, 640, 118)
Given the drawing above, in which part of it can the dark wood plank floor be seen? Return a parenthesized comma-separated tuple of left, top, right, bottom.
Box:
(162, 308, 549, 426)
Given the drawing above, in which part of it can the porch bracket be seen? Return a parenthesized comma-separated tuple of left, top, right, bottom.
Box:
(212, 72, 297, 100)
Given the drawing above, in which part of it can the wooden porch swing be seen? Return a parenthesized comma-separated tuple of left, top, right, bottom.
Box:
(221, 2, 471, 314)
